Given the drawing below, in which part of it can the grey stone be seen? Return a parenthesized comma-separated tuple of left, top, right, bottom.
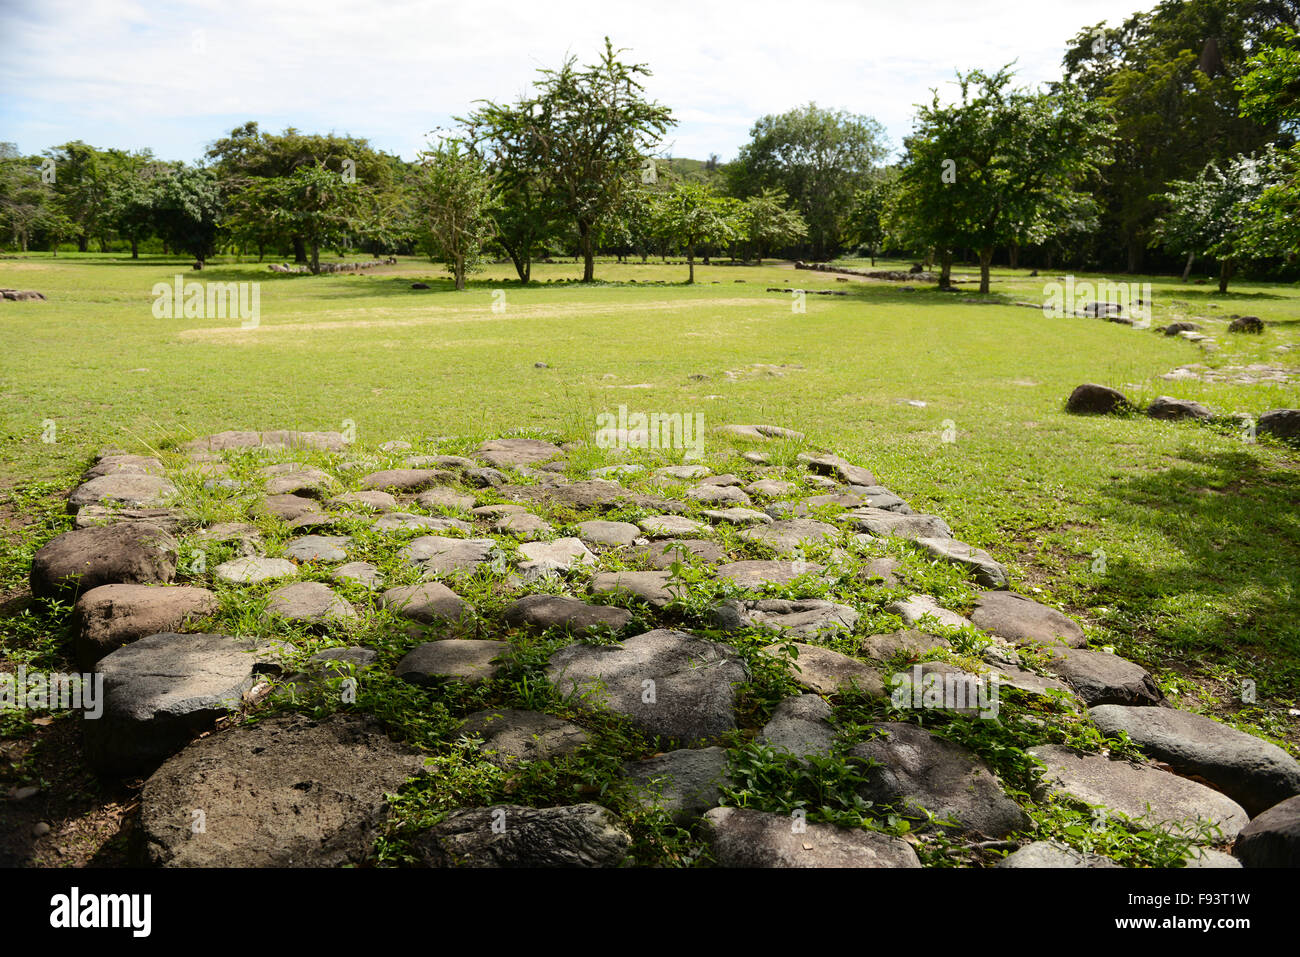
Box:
(637, 515, 709, 538)
(627, 538, 724, 568)
(31, 522, 178, 600)
(84, 454, 164, 480)
(655, 464, 711, 480)
(283, 535, 350, 562)
(589, 570, 687, 608)
(473, 437, 564, 468)
(915, 537, 1009, 588)
(702, 507, 772, 526)
(494, 512, 554, 537)
(415, 487, 476, 511)
(400, 536, 496, 576)
(715, 560, 825, 588)
(72, 583, 218, 665)
(886, 595, 972, 630)
(67, 473, 175, 514)
(1067, 383, 1131, 415)
(333, 561, 382, 590)
(545, 629, 747, 743)
(1233, 795, 1300, 867)
(997, 841, 1120, 868)
(758, 694, 837, 759)
(970, 590, 1086, 648)
(843, 508, 952, 540)
(575, 520, 639, 547)
(359, 469, 453, 492)
(395, 639, 505, 685)
(417, 804, 629, 867)
(738, 519, 839, 554)
(330, 490, 398, 512)
(684, 484, 751, 506)
(1258, 409, 1300, 445)
(860, 629, 952, 661)
(264, 467, 336, 497)
(801, 453, 875, 487)
(711, 597, 858, 639)
(768, 642, 885, 696)
(624, 746, 731, 822)
(266, 582, 359, 627)
(517, 537, 594, 576)
(214, 556, 297, 585)
(381, 583, 471, 625)
(503, 595, 632, 635)
(74, 506, 186, 532)
(459, 709, 589, 766)
(1041, 647, 1163, 707)
(703, 807, 921, 868)
(1147, 396, 1212, 421)
(744, 479, 796, 498)
(374, 512, 472, 533)
(193, 522, 263, 555)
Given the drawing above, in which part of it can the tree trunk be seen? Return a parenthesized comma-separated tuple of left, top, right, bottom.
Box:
(293, 236, 308, 264)
(578, 222, 595, 281)
(939, 249, 953, 289)
(1126, 236, 1139, 273)
(1218, 257, 1234, 294)
(130, 236, 139, 259)
(1009, 242, 1019, 269)
(257, 243, 264, 262)
(310, 242, 320, 275)
(687, 246, 695, 284)
(870, 247, 877, 266)
(1181, 251, 1194, 281)
(978, 246, 993, 294)
(455, 254, 466, 290)
(77, 234, 88, 253)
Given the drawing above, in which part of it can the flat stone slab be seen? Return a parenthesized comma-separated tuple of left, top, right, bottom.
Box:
(702, 507, 772, 526)
(589, 570, 688, 608)
(702, 807, 921, 868)
(415, 487, 476, 511)
(624, 746, 731, 822)
(416, 804, 630, 867)
(74, 505, 186, 532)
(842, 508, 952, 540)
(767, 642, 885, 696)
(259, 494, 331, 529)
(737, 519, 839, 554)
(1233, 794, 1300, 867)
(685, 484, 751, 506)
(193, 522, 263, 555)
(711, 597, 858, 639)
(330, 490, 398, 512)
(849, 722, 1030, 838)
(84, 454, 165, 480)
(1029, 744, 1250, 840)
(471, 504, 527, 518)
(138, 714, 423, 866)
(638, 515, 709, 538)
(801, 453, 876, 487)
(970, 590, 1086, 648)
(359, 469, 452, 491)
(67, 473, 176, 514)
(1089, 705, 1300, 816)
(381, 583, 471, 625)
(85, 632, 265, 774)
(1041, 647, 1163, 707)
(860, 629, 952, 661)
(745, 479, 796, 498)
(545, 629, 747, 743)
(715, 560, 825, 588)
(72, 583, 218, 665)
(184, 430, 347, 452)
(517, 537, 594, 576)
(266, 582, 359, 627)
(886, 595, 973, 630)
(333, 561, 383, 590)
(459, 709, 589, 766)
(395, 639, 505, 685)
(399, 536, 496, 576)
(627, 539, 724, 568)
(915, 537, 1009, 588)
(494, 512, 554, 537)
(31, 522, 178, 599)
(576, 520, 639, 547)
(656, 464, 711, 480)
(759, 694, 837, 759)
(214, 556, 297, 585)
(503, 594, 632, 635)
(719, 424, 805, 442)
(374, 512, 473, 534)
(997, 841, 1120, 868)
(283, 535, 350, 562)
(472, 438, 564, 467)
(264, 467, 335, 497)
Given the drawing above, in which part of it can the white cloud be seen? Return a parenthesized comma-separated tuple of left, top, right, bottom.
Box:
(0, 0, 1141, 162)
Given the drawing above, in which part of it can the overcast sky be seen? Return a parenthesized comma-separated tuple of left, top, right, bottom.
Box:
(1, 0, 1144, 164)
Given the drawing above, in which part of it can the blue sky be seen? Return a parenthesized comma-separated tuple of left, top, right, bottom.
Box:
(1, 0, 1143, 164)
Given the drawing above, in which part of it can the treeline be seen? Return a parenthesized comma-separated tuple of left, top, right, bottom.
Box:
(1, 0, 1297, 291)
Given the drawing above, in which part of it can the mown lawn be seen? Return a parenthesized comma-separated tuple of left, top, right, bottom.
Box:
(1, 252, 1298, 860)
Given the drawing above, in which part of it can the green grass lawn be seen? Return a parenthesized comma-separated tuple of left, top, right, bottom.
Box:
(1, 251, 1298, 864)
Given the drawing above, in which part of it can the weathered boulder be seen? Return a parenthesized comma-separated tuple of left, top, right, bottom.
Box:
(1233, 795, 1300, 867)
(1041, 647, 1163, 707)
(381, 583, 471, 625)
(765, 642, 885, 696)
(710, 597, 858, 639)
(623, 747, 732, 822)
(502, 594, 632, 635)
(395, 639, 505, 685)
(72, 583, 218, 665)
(758, 694, 837, 759)
(969, 590, 1086, 648)
(67, 473, 175, 514)
(702, 807, 921, 868)
(1066, 383, 1131, 415)
(31, 522, 177, 600)
(914, 537, 1009, 588)
(459, 708, 589, 766)
(416, 804, 630, 867)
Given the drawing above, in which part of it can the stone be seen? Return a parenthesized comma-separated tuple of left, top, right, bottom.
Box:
(400, 536, 496, 576)
(138, 714, 423, 866)
(471, 503, 527, 518)
(859, 556, 902, 586)
(503, 595, 632, 635)
(374, 512, 472, 534)
(1163, 321, 1200, 336)
(517, 537, 594, 576)
(72, 584, 218, 665)
(768, 642, 885, 696)
(1233, 795, 1300, 867)
(575, 520, 639, 547)
(738, 519, 839, 554)
(624, 747, 731, 822)
(860, 629, 952, 662)
(702, 807, 921, 868)
(656, 464, 711, 480)
(264, 467, 336, 497)
(1067, 383, 1132, 415)
(886, 595, 972, 630)
(626, 538, 724, 568)
(459, 709, 589, 766)
(84, 454, 164, 479)
(214, 556, 297, 585)
(745, 479, 796, 497)
(914, 537, 1010, 588)
(969, 590, 1086, 648)
(1089, 705, 1300, 816)
(381, 583, 471, 625)
(416, 804, 629, 867)
(67, 473, 175, 514)
(801, 453, 875, 487)
(842, 508, 952, 540)
(758, 694, 837, 759)
(74, 505, 186, 532)
(464, 466, 506, 487)
(1183, 847, 1243, 868)
(637, 515, 708, 538)
(473, 438, 564, 468)
(701, 507, 772, 526)
(545, 629, 747, 742)
(85, 632, 267, 773)
(718, 424, 805, 442)
(1258, 409, 1300, 445)
(1147, 396, 1212, 421)
(31, 522, 178, 600)
(266, 582, 359, 627)
(415, 487, 476, 511)
(331, 490, 398, 512)
(494, 512, 554, 537)
(589, 570, 687, 608)
(193, 522, 263, 555)
(1227, 315, 1264, 334)
(283, 535, 350, 562)
(588, 464, 642, 479)
(715, 560, 825, 588)
(849, 723, 1030, 837)
(997, 841, 1119, 868)
(259, 494, 326, 523)
(684, 484, 751, 506)
(395, 639, 505, 685)
(358, 469, 452, 492)
(1040, 647, 1163, 707)
(1029, 745, 1250, 840)
(698, 473, 744, 487)
(184, 430, 347, 453)
(333, 561, 382, 590)
(710, 597, 858, 639)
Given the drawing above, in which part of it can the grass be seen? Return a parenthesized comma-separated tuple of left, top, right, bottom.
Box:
(0, 250, 1297, 866)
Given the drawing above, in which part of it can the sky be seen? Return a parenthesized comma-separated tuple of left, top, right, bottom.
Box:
(0, 0, 1145, 164)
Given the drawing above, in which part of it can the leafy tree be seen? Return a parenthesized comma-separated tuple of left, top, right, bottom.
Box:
(0, 144, 54, 252)
(412, 138, 498, 290)
(151, 164, 223, 267)
(729, 103, 888, 259)
(651, 181, 738, 283)
(229, 164, 370, 274)
(845, 170, 899, 264)
(739, 187, 807, 265)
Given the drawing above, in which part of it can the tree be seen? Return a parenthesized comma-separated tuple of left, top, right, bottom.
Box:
(729, 103, 888, 259)
(230, 164, 370, 274)
(412, 138, 498, 290)
(739, 187, 807, 265)
(468, 38, 674, 282)
(105, 166, 161, 259)
(44, 141, 114, 252)
(846, 171, 899, 265)
(152, 164, 223, 267)
(652, 181, 738, 283)
(0, 145, 54, 252)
